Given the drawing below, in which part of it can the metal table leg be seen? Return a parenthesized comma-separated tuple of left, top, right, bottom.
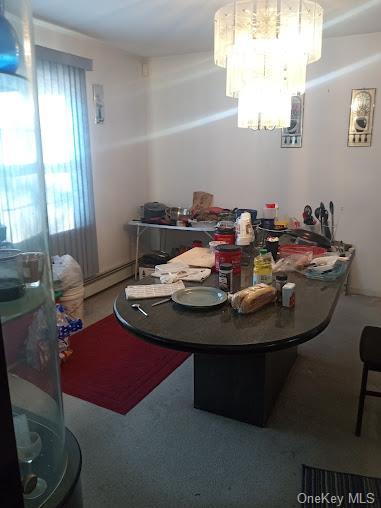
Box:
(345, 268, 352, 296)
(134, 224, 140, 280)
(134, 225, 148, 280)
(345, 250, 355, 296)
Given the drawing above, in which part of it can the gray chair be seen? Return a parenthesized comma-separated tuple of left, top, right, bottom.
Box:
(355, 326, 381, 436)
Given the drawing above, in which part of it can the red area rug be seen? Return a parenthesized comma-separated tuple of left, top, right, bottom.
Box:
(61, 314, 190, 414)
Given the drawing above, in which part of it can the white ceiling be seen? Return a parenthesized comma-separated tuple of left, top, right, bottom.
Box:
(31, 0, 381, 57)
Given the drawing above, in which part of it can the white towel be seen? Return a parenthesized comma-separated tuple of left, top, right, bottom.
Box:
(152, 268, 211, 283)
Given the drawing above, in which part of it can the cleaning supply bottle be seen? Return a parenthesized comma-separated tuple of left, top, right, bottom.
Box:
(236, 212, 254, 246)
(253, 248, 273, 285)
(236, 212, 255, 267)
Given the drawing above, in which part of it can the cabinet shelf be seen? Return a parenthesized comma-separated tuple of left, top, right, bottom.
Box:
(0, 285, 50, 323)
(0, 70, 27, 80)
(0, 70, 28, 93)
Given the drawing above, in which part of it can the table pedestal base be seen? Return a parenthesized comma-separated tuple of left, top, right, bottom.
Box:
(194, 347, 297, 427)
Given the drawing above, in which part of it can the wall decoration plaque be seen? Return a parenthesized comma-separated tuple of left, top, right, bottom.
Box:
(93, 83, 105, 124)
(348, 88, 376, 147)
(281, 95, 304, 148)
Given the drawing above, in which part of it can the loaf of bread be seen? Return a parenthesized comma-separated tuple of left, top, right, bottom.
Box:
(231, 284, 276, 314)
(230, 287, 253, 310)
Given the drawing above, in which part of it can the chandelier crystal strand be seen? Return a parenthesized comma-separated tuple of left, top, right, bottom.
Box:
(214, 0, 323, 130)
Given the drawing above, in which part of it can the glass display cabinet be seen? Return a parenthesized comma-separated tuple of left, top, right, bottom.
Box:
(0, 0, 82, 506)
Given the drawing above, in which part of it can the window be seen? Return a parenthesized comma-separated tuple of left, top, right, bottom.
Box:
(0, 48, 99, 279)
(0, 76, 42, 246)
(36, 47, 99, 279)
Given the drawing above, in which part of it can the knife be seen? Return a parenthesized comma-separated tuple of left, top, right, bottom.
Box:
(151, 298, 172, 307)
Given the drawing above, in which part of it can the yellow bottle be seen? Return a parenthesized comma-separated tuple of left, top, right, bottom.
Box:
(253, 249, 273, 285)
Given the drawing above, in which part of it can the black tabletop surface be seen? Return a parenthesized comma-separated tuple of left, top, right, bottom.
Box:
(114, 261, 352, 354)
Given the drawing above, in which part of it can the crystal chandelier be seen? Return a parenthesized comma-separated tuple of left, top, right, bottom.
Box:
(214, 0, 324, 130)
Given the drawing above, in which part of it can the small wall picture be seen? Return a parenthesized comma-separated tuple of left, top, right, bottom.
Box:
(281, 95, 304, 148)
(348, 88, 376, 147)
(93, 84, 105, 125)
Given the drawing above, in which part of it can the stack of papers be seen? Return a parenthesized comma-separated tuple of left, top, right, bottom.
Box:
(125, 280, 185, 300)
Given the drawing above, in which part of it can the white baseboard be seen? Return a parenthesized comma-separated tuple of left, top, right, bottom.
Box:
(84, 262, 134, 298)
(349, 287, 381, 298)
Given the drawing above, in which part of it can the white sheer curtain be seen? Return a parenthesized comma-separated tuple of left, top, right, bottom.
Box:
(36, 47, 99, 279)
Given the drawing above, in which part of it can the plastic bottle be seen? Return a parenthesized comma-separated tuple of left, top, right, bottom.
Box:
(253, 248, 273, 285)
(236, 212, 254, 246)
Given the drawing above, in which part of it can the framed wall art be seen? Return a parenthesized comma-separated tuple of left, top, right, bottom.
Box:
(348, 88, 376, 147)
(93, 84, 105, 125)
(281, 95, 305, 148)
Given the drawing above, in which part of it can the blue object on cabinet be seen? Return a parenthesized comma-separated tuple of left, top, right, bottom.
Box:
(0, 1, 20, 74)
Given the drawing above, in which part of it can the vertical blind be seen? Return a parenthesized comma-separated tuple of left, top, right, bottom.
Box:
(36, 48, 99, 279)
(0, 73, 44, 249)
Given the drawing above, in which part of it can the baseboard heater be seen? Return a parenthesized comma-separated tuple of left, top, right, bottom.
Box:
(84, 259, 139, 298)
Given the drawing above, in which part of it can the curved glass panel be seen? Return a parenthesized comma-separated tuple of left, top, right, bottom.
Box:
(0, 0, 67, 505)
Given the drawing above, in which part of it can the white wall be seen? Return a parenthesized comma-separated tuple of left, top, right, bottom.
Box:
(34, 21, 150, 275)
(147, 33, 381, 297)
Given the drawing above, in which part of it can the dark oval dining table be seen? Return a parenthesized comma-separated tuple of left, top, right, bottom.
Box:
(114, 260, 353, 427)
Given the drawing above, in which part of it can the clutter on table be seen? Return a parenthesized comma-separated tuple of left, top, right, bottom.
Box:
(131, 193, 353, 318)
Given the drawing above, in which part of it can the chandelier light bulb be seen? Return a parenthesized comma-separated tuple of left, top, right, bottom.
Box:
(214, 0, 324, 130)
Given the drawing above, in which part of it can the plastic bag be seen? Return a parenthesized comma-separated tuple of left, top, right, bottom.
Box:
(56, 304, 83, 362)
(52, 255, 83, 291)
(229, 284, 276, 314)
(304, 257, 348, 281)
(273, 252, 313, 273)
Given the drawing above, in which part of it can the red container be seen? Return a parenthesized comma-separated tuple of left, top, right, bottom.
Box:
(215, 245, 241, 274)
(214, 232, 235, 245)
(279, 245, 327, 258)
